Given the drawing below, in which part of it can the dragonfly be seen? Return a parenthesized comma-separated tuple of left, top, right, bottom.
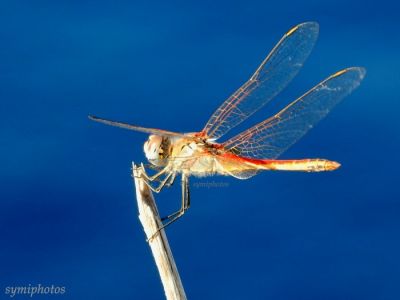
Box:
(89, 22, 365, 235)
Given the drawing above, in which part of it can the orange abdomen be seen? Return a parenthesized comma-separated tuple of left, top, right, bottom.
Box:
(220, 153, 340, 172)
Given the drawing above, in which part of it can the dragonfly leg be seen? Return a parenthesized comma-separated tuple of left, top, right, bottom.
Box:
(139, 163, 167, 182)
(141, 163, 163, 172)
(161, 173, 190, 222)
(164, 172, 177, 188)
(148, 174, 190, 241)
(146, 170, 177, 193)
(144, 171, 174, 193)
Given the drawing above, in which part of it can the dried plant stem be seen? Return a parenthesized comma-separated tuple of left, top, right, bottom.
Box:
(132, 163, 187, 300)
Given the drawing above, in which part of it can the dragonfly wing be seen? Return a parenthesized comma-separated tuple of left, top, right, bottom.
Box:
(222, 67, 366, 159)
(202, 22, 319, 140)
(215, 154, 261, 179)
(223, 168, 260, 180)
(89, 115, 190, 139)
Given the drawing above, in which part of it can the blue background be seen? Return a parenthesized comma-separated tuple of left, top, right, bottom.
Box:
(1, 1, 399, 299)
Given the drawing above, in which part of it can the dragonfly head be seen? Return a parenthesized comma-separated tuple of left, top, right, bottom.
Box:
(143, 135, 171, 166)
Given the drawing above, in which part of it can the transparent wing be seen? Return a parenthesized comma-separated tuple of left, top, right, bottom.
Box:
(222, 67, 366, 159)
(88, 115, 190, 139)
(202, 22, 319, 140)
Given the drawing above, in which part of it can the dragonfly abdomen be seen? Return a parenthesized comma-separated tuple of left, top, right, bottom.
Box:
(218, 152, 340, 174)
(256, 158, 341, 172)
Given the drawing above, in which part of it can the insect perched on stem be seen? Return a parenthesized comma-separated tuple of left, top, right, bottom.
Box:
(90, 22, 365, 237)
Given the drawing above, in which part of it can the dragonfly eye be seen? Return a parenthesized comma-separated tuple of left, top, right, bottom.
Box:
(143, 135, 170, 166)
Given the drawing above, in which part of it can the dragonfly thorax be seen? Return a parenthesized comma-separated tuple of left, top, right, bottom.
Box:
(143, 135, 171, 166)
